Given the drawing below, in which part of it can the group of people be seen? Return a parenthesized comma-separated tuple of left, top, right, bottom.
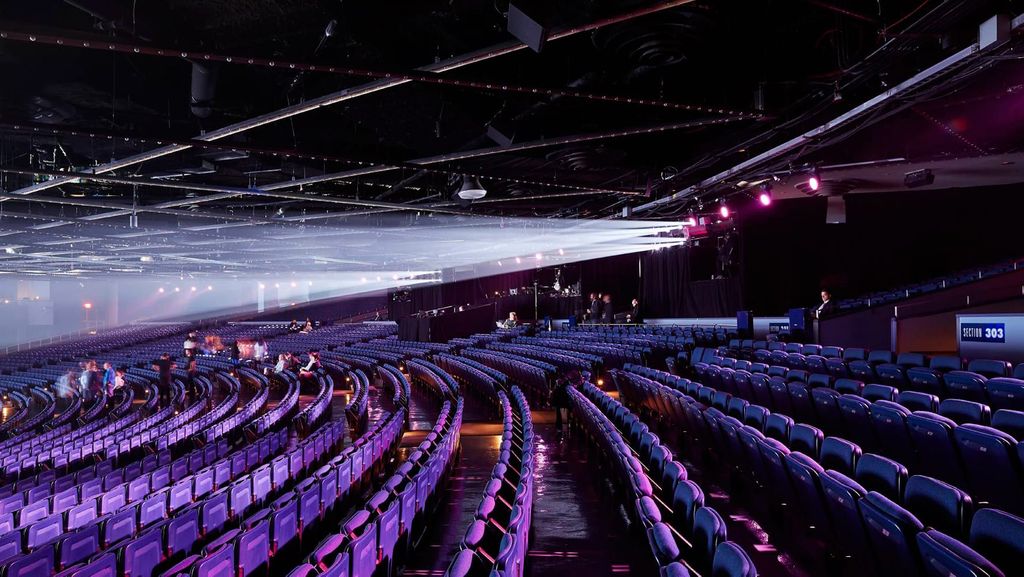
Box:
(58, 360, 126, 401)
(586, 293, 644, 324)
(287, 319, 316, 333)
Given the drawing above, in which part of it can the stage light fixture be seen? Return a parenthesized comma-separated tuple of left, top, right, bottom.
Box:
(758, 183, 773, 206)
(808, 168, 821, 192)
(82, 302, 92, 309)
(719, 204, 730, 219)
(456, 175, 487, 200)
(191, 286, 197, 292)
(158, 287, 164, 293)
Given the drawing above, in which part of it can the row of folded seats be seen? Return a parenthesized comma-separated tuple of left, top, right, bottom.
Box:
(615, 367, 1023, 577)
(647, 364, 1024, 515)
(446, 386, 534, 577)
(290, 397, 463, 577)
(0, 404, 364, 577)
(155, 410, 403, 577)
(568, 382, 756, 577)
(695, 343, 1024, 403)
(666, 359, 1024, 440)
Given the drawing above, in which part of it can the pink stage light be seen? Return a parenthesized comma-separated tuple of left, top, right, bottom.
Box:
(758, 192, 772, 206)
(719, 205, 730, 219)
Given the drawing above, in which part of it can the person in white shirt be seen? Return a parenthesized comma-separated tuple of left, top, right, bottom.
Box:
(274, 354, 287, 374)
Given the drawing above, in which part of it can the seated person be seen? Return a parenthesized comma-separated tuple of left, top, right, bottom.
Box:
(502, 312, 519, 328)
(288, 319, 300, 332)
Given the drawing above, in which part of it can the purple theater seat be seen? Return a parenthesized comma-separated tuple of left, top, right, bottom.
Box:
(270, 499, 298, 556)
(0, 532, 21, 565)
(194, 542, 234, 577)
(27, 513, 63, 549)
(120, 529, 163, 577)
(164, 507, 199, 560)
(67, 551, 116, 577)
(1, 547, 54, 577)
(237, 519, 270, 577)
(100, 506, 137, 547)
(907, 412, 968, 489)
(201, 491, 229, 537)
(904, 475, 974, 539)
(252, 467, 272, 507)
(140, 489, 168, 528)
(66, 502, 97, 531)
(56, 526, 99, 570)
(128, 475, 151, 504)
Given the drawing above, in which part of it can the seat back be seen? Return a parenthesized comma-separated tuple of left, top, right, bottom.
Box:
(855, 453, 908, 503)
(904, 475, 973, 538)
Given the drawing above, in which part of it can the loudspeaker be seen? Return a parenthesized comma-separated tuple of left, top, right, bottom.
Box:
(788, 307, 814, 341)
(508, 1, 551, 52)
(736, 311, 753, 338)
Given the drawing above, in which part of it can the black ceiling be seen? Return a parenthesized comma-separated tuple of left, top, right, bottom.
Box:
(0, 0, 1022, 275)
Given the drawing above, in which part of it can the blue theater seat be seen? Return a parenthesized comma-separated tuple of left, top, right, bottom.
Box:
(711, 541, 757, 577)
(968, 508, 1024, 576)
(985, 378, 1024, 412)
(954, 425, 1024, 514)
(671, 480, 704, 537)
(967, 359, 1011, 379)
(858, 492, 924, 577)
(868, 401, 916, 470)
(834, 378, 865, 396)
(863, 384, 898, 403)
(939, 399, 991, 425)
(789, 423, 823, 459)
(855, 453, 908, 503)
(943, 372, 989, 404)
(898, 391, 939, 413)
(991, 409, 1024, 440)
(819, 471, 872, 569)
(931, 355, 963, 373)
(819, 437, 861, 476)
(904, 475, 974, 539)
(907, 411, 968, 489)
(916, 530, 1005, 577)
(693, 507, 727, 572)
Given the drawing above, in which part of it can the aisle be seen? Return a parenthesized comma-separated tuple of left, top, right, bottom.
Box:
(400, 391, 499, 576)
(525, 409, 656, 577)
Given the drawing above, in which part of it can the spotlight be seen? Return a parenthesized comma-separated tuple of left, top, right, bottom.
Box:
(82, 302, 92, 309)
(515, 257, 522, 264)
(290, 282, 297, 288)
(558, 248, 564, 255)
(361, 277, 367, 283)
(158, 287, 165, 293)
(456, 175, 487, 200)
(190, 286, 197, 292)
(719, 204, 730, 219)
(808, 168, 821, 192)
(174, 287, 180, 292)
(207, 285, 213, 291)
(680, 217, 697, 227)
(535, 253, 543, 261)
(758, 184, 772, 206)
(497, 261, 503, 267)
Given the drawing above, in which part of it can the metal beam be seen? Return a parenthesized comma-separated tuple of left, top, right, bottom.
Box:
(7, 0, 697, 197)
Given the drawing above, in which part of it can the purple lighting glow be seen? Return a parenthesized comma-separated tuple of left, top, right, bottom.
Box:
(758, 192, 772, 206)
(719, 205, 730, 219)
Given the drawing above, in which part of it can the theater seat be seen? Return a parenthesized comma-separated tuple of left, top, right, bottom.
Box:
(789, 424, 823, 459)
(904, 475, 974, 539)
(710, 541, 757, 577)
(954, 425, 1024, 514)
(939, 399, 991, 426)
(907, 412, 968, 489)
(907, 367, 946, 397)
(916, 530, 1005, 577)
(661, 562, 691, 577)
(967, 359, 1011, 379)
(692, 507, 727, 572)
(991, 409, 1024, 440)
(863, 384, 897, 403)
(671, 480, 704, 536)
(898, 391, 939, 413)
(968, 508, 1024, 576)
(819, 471, 872, 569)
(855, 453, 908, 503)
(985, 378, 1024, 412)
(943, 371, 989, 404)
(858, 492, 924, 577)
(819, 437, 861, 477)
(931, 356, 963, 373)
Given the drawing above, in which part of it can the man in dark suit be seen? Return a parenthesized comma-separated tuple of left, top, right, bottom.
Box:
(601, 294, 614, 323)
(589, 293, 602, 323)
(816, 289, 836, 318)
(629, 298, 643, 324)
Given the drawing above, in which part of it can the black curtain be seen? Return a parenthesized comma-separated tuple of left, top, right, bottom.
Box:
(640, 245, 743, 317)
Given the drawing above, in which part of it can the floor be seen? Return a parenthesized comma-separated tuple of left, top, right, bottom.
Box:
(524, 409, 657, 577)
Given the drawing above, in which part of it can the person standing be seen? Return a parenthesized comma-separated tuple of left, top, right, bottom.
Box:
(629, 298, 644, 324)
(101, 362, 116, 397)
(153, 353, 175, 403)
(552, 376, 570, 432)
(589, 293, 602, 323)
(183, 331, 199, 358)
(601, 294, 614, 324)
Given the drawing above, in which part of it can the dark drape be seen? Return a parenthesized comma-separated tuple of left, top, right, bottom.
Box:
(640, 245, 743, 317)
